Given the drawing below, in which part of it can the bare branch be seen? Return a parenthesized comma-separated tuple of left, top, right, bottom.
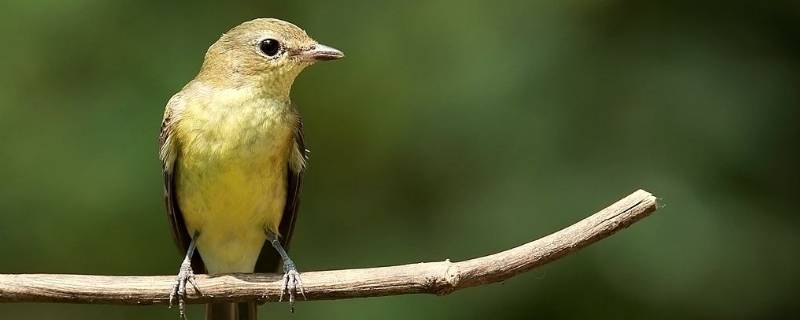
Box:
(0, 189, 657, 305)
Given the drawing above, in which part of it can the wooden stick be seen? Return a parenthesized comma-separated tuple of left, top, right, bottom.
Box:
(0, 189, 657, 305)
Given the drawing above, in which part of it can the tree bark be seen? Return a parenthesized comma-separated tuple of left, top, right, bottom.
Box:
(0, 189, 657, 305)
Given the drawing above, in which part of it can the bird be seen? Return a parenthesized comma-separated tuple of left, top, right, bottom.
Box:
(158, 18, 343, 320)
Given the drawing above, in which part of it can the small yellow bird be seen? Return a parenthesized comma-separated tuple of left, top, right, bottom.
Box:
(158, 18, 343, 320)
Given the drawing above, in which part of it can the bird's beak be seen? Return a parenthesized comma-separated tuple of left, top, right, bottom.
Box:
(301, 43, 344, 61)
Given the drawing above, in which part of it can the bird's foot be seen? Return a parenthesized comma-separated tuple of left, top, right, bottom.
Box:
(169, 259, 197, 320)
(279, 264, 306, 313)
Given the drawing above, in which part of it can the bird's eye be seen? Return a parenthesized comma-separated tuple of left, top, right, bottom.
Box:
(259, 39, 281, 57)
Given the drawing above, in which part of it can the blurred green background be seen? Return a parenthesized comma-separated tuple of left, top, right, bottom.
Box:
(1, 1, 798, 319)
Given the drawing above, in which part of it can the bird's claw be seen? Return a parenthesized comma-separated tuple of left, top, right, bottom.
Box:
(169, 260, 196, 320)
(279, 268, 306, 312)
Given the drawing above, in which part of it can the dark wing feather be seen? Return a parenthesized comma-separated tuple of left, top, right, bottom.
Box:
(254, 115, 308, 273)
(160, 110, 207, 273)
(280, 118, 307, 248)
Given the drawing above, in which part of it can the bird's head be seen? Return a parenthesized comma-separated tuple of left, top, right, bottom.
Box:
(197, 18, 343, 97)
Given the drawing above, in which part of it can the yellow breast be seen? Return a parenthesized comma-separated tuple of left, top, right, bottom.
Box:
(174, 88, 296, 273)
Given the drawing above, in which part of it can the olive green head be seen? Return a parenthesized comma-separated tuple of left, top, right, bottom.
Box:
(197, 18, 343, 92)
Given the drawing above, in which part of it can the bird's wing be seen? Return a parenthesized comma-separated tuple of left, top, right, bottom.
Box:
(254, 110, 309, 272)
(160, 93, 207, 273)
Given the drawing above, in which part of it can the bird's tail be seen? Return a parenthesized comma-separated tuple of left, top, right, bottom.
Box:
(205, 302, 257, 320)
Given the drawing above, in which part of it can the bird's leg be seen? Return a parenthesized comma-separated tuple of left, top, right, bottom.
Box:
(267, 232, 306, 312)
(169, 233, 199, 320)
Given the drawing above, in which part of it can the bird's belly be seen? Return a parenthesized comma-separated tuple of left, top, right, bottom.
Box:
(176, 135, 290, 274)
